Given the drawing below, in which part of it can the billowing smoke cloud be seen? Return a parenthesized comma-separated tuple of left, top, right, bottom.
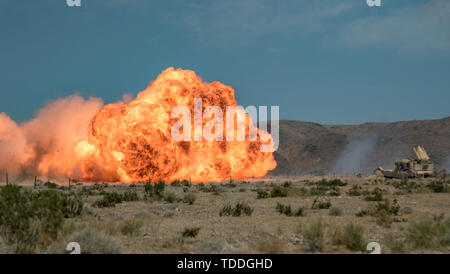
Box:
(0, 68, 276, 183)
(0, 95, 103, 178)
(0, 113, 31, 173)
(332, 135, 377, 174)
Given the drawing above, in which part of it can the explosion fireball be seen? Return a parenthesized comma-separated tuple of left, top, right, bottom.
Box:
(0, 68, 276, 183)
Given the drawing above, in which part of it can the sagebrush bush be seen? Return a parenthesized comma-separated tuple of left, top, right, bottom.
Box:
(122, 190, 139, 202)
(384, 233, 406, 254)
(347, 185, 364, 196)
(92, 191, 126, 208)
(90, 183, 105, 192)
(375, 211, 394, 228)
(154, 181, 166, 196)
(44, 181, 58, 189)
(120, 219, 143, 236)
(311, 198, 331, 209)
(78, 186, 94, 197)
(390, 180, 427, 194)
(426, 180, 450, 193)
(276, 203, 292, 216)
(270, 186, 288, 198)
(182, 227, 200, 238)
(68, 227, 122, 254)
(195, 238, 224, 253)
(220, 205, 233, 216)
(144, 182, 154, 194)
(355, 199, 400, 228)
(300, 218, 325, 253)
(199, 184, 222, 195)
(406, 215, 450, 249)
(294, 208, 304, 217)
(144, 181, 166, 198)
(314, 179, 347, 187)
(61, 195, 84, 218)
(256, 189, 269, 199)
(363, 187, 384, 201)
(293, 187, 308, 196)
(0, 186, 65, 253)
(327, 188, 341, 196)
(183, 193, 196, 205)
(333, 223, 366, 251)
(103, 192, 124, 204)
(309, 187, 326, 196)
(220, 202, 253, 217)
(163, 192, 177, 203)
(92, 197, 115, 208)
(276, 203, 303, 217)
(257, 237, 286, 254)
(375, 199, 400, 216)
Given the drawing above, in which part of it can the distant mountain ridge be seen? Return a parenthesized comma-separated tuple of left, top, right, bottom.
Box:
(266, 116, 450, 175)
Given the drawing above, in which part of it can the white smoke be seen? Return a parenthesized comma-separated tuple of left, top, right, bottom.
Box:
(332, 135, 377, 174)
(443, 155, 450, 172)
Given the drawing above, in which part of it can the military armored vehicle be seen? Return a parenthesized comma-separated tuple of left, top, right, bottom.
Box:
(374, 146, 435, 179)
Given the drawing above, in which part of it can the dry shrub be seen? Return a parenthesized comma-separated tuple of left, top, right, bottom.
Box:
(68, 227, 121, 254)
(331, 223, 366, 252)
(406, 214, 450, 249)
(299, 218, 325, 253)
(120, 219, 143, 236)
(256, 237, 286, 254)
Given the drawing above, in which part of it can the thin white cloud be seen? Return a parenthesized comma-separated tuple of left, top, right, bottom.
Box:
(172, 0, 356, 47)
(80, 0, 450, 51)
(340, 0, 450, 50)
(106, 0, 161, 9)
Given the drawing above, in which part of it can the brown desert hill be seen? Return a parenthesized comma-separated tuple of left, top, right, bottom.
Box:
(265, 116, 450, 176)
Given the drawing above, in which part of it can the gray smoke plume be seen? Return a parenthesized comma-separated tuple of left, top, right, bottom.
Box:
(332, 135, 377, 174)
(443, 155, 450, 171)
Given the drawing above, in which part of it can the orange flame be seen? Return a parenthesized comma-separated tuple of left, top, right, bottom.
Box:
(0, 68, 276, 183)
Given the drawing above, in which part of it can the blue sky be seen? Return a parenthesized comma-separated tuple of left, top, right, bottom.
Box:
(0, 0, 449, 124)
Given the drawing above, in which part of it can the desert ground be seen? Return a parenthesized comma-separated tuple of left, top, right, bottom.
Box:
(0, 174, 449, 254)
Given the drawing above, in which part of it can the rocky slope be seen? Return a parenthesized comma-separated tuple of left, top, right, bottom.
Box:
(266, 116, 450, 175)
